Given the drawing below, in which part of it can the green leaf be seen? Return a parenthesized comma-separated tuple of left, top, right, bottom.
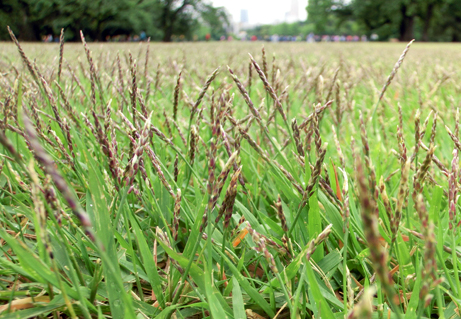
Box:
(305, 259, 336, 318)
(129, 213, 165, 309)
(232, 278, 246, 319)
(309, 190, 323, 262)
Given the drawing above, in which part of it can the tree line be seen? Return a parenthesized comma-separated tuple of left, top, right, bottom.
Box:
(307, 0, 461, 42)
(248, 0, 461, 42)
(0, 0, 229, 42)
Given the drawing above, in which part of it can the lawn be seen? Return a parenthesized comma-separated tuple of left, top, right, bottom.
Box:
(1, 36, 461, 318)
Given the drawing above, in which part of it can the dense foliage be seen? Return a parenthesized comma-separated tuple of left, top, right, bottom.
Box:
(248, 0, 461, 42)
(1, 30, 461, 318)
(307, 0, 461, 41)
(0, 0, 229, 42)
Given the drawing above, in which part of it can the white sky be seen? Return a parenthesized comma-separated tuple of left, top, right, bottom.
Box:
(209, 0, 308, 25)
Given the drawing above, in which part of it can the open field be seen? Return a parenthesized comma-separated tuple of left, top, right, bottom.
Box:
(1, 39, 461, 318)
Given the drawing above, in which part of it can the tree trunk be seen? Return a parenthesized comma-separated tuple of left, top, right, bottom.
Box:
(422, 3, 434, 42)
(399, 4, 415, 41)
(19, 6, 39, 41)
(162, 25, 173, 42)
(96, 22, 104, 41)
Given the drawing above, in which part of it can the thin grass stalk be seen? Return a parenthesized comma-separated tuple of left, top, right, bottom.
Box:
(144, 37, 150, 88)
(287, 142, 327, 237)
(173, 71, 182, 121)
(23, 114, 96, 243)
(190, 68, 219, 123)
(80, 31, 97, 110)
(7, 26, 39, 84)
(174, 154, 179, 183)
(355, 153, 401, 317)
(249, 54, 286, 122)
(172, 189, 182, 242)
(391, 159, 410, 245)
(292, 119, 304, 157)
(414, 194, 443, 315)
(57, 28, 65, 81)
(248, 62, 252, 95)
(129, 54, 138, 128)
(222, 167, 241, 229)
(371, 39, 415, 120)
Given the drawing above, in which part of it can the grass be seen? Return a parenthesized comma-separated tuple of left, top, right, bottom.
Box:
(0, 35, 461, 318)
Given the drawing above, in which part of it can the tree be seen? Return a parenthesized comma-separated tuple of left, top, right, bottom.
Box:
(153, 0, 229, 42)
(198, 3, 229, 40)
(306, 0, 461, 41)
(432, 0, 461, 41)
(307, 0, 337, 34)
(0, 0, 43, 41)
(306, 0, 360, 36)
(0, 0, 229, 42)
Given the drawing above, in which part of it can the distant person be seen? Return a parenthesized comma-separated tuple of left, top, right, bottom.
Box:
(140, 31, 147, 41)
(307, 32, 315, 43)
(361, 35, 368, 42)
(271, 34, 279, 42)
(205, 33, 211, 41)
(251, 35, 257, 41)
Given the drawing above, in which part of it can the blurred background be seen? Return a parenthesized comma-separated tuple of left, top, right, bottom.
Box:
(1, 0, 460, 42)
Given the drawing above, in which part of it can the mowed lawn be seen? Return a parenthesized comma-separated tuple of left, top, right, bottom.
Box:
(1, 39, 461, 318)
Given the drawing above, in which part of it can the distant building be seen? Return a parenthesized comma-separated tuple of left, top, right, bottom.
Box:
(285, 0, 299, 23)
(236, 9, 249, 33)
(240, 9, 249, 24)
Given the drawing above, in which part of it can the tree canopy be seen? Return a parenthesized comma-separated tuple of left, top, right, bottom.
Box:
(306, 0, 461, 41)
(0, 0, 230, 42)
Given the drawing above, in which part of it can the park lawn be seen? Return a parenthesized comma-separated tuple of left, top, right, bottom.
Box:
(0, 38, 461, 318)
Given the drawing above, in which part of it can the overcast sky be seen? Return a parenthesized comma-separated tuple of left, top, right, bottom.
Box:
(209, 0, 308, 25)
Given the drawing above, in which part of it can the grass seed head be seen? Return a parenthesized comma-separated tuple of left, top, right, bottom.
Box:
(23, 114, 96, 242)
(173, 71, 182, 121)
(449, 149, 458, 231)
(377, 39, 415, 105)
(58, 28, 65, 81)
(355, 152, 393, 298)
(292, 118, 304, 157)
(173, 189, 182, 241)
